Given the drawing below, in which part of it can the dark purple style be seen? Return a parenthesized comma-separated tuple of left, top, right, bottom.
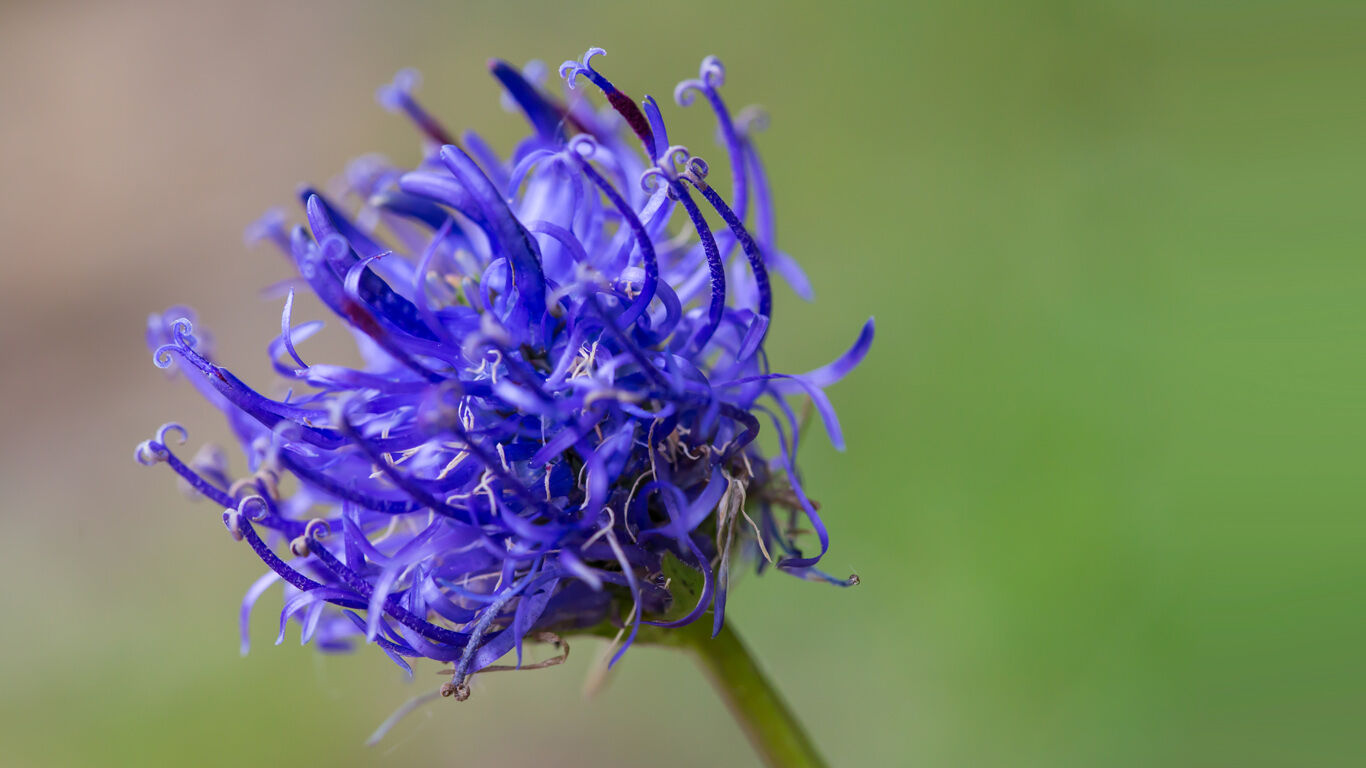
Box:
(138, 48, 873, 698)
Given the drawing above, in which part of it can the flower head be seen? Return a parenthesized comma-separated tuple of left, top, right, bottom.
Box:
(139, 49, 872, 700)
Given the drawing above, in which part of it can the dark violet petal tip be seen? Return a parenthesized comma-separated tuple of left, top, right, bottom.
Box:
(376, 68, 422, 111)
(489, 59, 565, 143)
(376, 68, 455, 146)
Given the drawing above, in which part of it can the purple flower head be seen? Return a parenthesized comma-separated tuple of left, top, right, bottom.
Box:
(138, 49, 873, 701)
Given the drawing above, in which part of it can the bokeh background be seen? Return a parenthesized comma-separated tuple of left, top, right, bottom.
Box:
(1, 1, 1360, 765)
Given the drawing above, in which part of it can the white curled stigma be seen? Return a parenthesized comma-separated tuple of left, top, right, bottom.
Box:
(223, 495, 270, 542)
(673, 55, 726, 107)
(135, 422, 186, 465)
(567, 133, 599, 162)
(639, 145, 709, 198)
(735, 105, 770, 136)
(135, 441, 169, 466)
(238, 495, 270, 522)
(222, 510, 244, 541)
(290, 518, 332, 557)
(153, 317, 199, 369)
(558, 46, 606, 89)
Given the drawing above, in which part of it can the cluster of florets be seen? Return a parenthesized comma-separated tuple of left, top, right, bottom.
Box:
(138, 48, 872, 698)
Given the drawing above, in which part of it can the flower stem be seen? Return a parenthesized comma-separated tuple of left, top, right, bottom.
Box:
(676, 620, 829, 768)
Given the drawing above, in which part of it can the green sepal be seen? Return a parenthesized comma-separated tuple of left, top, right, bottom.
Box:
(657, 549, 707, 623)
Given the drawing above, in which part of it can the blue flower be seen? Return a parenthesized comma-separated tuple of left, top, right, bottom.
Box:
(138, 49, 872, 700)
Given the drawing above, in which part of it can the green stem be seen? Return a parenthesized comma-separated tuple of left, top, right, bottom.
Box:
(674, 620, 829, 768)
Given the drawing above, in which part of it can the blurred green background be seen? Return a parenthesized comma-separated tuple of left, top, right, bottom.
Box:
(1, 1, 1360, 765)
